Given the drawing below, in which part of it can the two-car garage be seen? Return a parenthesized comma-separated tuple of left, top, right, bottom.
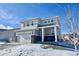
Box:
(16, 30, 32, 43)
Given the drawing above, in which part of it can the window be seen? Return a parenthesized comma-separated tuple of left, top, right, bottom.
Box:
(51, 20, 53, 22)
(52, 32, 54, 35)
(31, 21, 33, 25)
(48, 20, 50, 23)
(27, 23, 29, 26)
(44, 21, 47, 23)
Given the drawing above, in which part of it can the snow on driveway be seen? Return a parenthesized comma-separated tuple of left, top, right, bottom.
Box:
(0, 44, 77, 56)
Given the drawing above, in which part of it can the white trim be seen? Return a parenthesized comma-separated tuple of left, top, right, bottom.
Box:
(54, 26, 57, 42)
(42, 28, 44, 42)
(38, 25, 59, 29)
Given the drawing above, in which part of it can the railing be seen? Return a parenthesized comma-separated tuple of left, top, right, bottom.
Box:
(31, 35, 55, 43)
(38, 22, 56, 27)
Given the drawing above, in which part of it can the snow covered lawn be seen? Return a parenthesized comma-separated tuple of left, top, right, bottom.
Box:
(0, 42, 6, 44)
(0, 44, 78, 56)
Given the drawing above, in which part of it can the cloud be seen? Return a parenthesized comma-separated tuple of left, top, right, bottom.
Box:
(7, 26, 13, 29)
(0, 24, 13, 29)
(0, 9, 22, 25)
(0, 9, 12, 19)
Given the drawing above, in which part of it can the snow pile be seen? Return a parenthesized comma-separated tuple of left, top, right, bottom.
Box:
(0, 44, 77, 56)
(0, 42, 6, 44)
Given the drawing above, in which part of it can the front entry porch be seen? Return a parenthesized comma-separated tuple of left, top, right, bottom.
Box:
(31, 26, 60, 43)
(41, 26, 58, 42)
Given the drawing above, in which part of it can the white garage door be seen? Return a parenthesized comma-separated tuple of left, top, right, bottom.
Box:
(21, 33, 31, 40)
(17, 32, 32, 43)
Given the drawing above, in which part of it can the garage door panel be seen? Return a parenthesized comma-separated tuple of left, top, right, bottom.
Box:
(17, 33, 32, 43)
(22, 34, 31, 40)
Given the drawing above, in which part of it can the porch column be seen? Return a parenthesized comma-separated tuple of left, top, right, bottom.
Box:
(42, 28, 44, 42)
(54, 26, 57, 42)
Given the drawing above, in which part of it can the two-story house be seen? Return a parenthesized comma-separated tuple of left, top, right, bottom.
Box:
(16, 16, 61, 43)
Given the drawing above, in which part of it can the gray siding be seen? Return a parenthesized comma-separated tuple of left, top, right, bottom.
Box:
(0, 30, 16, 42)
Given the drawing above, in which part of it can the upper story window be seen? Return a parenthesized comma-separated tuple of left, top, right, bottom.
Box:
(48, 20, 50, 23)
(27, 23, 29, 26)
(31, 21, 33, 25)
(51, 20, 53, 22)
(44, 21, 47, 23)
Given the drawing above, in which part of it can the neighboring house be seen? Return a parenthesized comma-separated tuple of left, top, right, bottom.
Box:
(0, 28, 19, 42)
(16, 16, 61, 43)
(60, 33, 79, 44)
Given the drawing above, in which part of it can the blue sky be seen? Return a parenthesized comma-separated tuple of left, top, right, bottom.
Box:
(0, 3, 79, 34)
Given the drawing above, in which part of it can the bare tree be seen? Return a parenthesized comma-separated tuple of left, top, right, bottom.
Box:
(56, 4, 79, 56)
(65, 5, 78, 56)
